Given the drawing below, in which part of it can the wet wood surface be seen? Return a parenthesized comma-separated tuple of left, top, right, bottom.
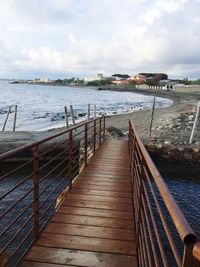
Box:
(21, 140, 137, 267)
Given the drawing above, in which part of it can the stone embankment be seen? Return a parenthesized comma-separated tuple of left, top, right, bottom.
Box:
(107, 109, 200, 167)
(146, 110, 200, 167)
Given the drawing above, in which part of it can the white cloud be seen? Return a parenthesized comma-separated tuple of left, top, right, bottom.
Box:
(0, 0, 200, 78)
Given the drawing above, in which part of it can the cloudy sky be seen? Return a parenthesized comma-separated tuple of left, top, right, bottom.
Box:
(0, 0, 200, 79)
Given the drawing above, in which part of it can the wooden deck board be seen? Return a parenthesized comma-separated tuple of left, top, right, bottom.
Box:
(23, 246, 137, 267)
(21, 140, 137, 267)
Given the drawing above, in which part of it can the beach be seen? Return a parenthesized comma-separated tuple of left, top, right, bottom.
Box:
(1, 86, 200, 163)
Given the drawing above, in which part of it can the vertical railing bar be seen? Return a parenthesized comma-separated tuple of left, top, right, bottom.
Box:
(141, 208, 154, 267)
(182, 244, 196, 267)
(33, 145, 40, 239)
(13, 105, 17, 131)
(68, 130, 72, 189)
(143, 181, 169, 267)
(139, 218, 150, 267)
(2, 106, 11, 131)
(70, 105, 76, 126)
(144, 165, 182, 267)
(103, 116, 106, 140)
(99, 117, 102, 146)
(84, 122, 88, 166)
(94, 119, 96, 154)
(142, 195, 160, 267)
(64, 106, 69, 128)
(139, 234, 146, 267)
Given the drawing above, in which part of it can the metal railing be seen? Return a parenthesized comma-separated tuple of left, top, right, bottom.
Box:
(0, 117, 105, 266)
(129, 118, 200, 267)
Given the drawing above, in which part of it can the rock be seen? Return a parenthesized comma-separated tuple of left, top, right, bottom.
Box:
(192, 147, 199, 153)
(107, 126, 124, 138)
(155, 143, 162, 149)
(188, 115, 194, 120)
(164, 140, 171, 145)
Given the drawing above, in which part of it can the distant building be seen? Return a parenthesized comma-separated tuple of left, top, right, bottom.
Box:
(131, 75, 147, 84)
(34, 77, 51, 83)
(84, 73, 114, 83)
(112, 80, 131, 85)
(159, 81, 184, 91)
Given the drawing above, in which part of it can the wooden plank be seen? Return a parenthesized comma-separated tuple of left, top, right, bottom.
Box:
(67, 193, 132, 204)
(35, 233, 136, 255)
(45, 222, 135, 241)
(79, 177, 131, 185)
(24, 246, 137, 267)
(21, 261, 74, 267)
(51, 214, 134, 229)
(73, 183, 132, 193)
(85, 168, 130, 175)
(75, 180, 131, 188)
(81, 172, 130, 182)
(62, 199, 133, 211)
(71, 188, 132, 198)
(57, 206, 133, 219)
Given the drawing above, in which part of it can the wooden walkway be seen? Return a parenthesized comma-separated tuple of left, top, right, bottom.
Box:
(21, 140, 137, 267)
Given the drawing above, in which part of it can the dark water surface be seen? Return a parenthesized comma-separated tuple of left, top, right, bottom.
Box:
(161, 169, 200, 237)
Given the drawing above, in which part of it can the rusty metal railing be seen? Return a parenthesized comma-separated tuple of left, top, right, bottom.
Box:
(0, 117, 106, 267)
(129, 118, 200, 267)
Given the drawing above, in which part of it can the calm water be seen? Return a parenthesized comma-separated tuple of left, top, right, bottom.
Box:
(0, 81, 173, 131)
(165, 172, 200, 237)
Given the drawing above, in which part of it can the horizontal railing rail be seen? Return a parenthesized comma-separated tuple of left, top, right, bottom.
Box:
(128, 118, 200, 267)
(0, 116, 106, 267)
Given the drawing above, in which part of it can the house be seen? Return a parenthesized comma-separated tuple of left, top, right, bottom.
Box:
(159, 81, 184, 91)
(112, 80, 131, 85)
(131, 75, 147, 84)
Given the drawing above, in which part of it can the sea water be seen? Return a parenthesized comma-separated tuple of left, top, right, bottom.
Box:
(0, 81, 173, 131)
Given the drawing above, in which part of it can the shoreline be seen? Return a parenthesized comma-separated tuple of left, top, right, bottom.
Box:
(1, 87, 200, 166)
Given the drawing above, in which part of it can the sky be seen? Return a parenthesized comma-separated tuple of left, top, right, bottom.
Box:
(0, 0, 200, 79)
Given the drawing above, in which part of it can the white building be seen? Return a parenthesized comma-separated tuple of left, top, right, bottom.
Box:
(84, 73, 114, 83)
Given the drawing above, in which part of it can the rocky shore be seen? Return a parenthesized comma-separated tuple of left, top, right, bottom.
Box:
(106, 88, 200, 167)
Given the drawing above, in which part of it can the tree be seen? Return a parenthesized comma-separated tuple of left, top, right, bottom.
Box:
(112, 74, 130, 79)
(181, 77, 192, 85)
(139, 73, 168, 80)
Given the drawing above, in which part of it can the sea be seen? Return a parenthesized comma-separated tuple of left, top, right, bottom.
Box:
(0, 81, 173, 131)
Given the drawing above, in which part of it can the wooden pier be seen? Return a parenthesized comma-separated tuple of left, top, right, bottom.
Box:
(1, 117, 200, 267)
(21, 141, 137, 267)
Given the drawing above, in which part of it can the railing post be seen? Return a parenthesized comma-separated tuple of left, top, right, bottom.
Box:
(99, 118, 102, 146)
(33, 145, 40, 240)
(85, 123, 88, 166)
(182, 244, 197, 267)
(13, 105, 17, 132)
(136, 159, 145, 246)
(68, 130, 73, 189)
(93, 119, 96, 154)
(103, 116, 106, 140)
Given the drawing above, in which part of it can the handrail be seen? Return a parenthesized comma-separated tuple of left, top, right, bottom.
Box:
(128, 118, 199, 267)
(0, 116, 106, 266)
(0, 117, 104, 162)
